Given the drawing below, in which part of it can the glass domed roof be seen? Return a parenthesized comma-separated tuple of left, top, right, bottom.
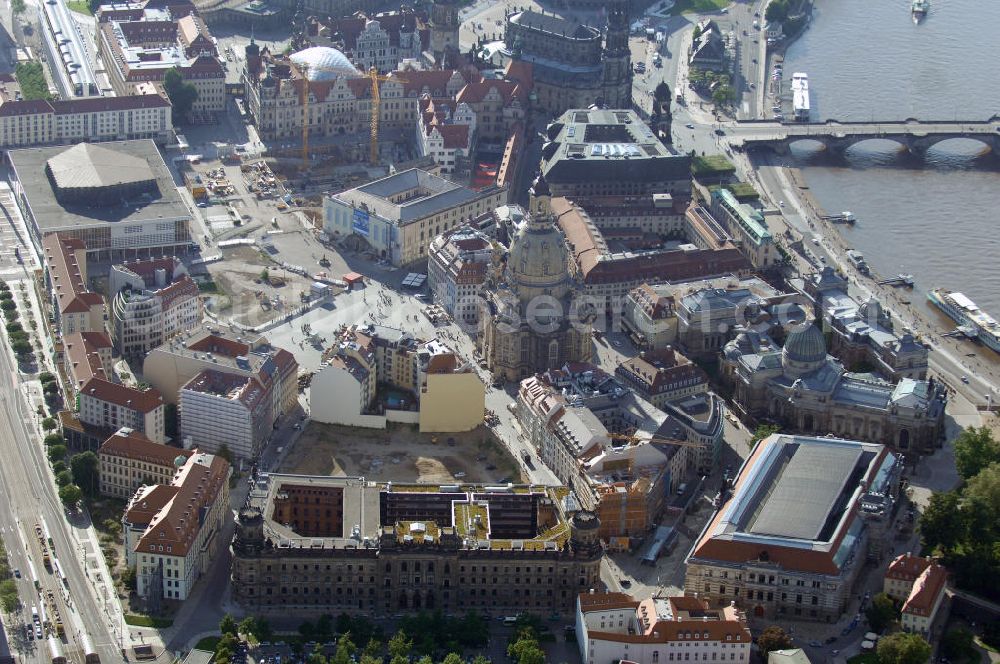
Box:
(290, 46, 361, 81)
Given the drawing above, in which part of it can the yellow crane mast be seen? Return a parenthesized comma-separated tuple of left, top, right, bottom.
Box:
(366, 66, 406, 165)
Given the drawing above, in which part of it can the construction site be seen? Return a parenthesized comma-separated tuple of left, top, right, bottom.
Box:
(277, 422, 524, 485)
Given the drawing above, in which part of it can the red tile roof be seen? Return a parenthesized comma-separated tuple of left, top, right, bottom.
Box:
(43, 234, 105, 317)
(134, 453, 229, 556)
(80, 377, 164, 413)
(99, 428, 192, 467)
(902, 563, 947, 616)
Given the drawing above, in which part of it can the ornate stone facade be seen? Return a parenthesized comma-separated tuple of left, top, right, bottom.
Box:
(481, 176, 593, 381)
(721, 325, 946, 454)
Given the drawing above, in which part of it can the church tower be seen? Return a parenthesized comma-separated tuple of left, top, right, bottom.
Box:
(430, 0, 460, 68)
(602, 0, 632, 107)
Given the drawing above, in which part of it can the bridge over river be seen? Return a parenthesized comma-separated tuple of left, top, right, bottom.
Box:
(724, 117, 1000, 157)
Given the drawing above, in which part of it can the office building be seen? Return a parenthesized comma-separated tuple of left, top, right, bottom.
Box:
(554, 197, 751, 317)
(883, 554, 948, 637)
(310, 324, 485, 432)
(98, 8, 225, 112)
(709, 189, 775, 270)
(685, 434, 901, 621)
(62, 330, 114, 395)
(41, 234, 106, 337)
(142, 325, 298, 417)
(109, 257, 202, 362)
(231, 475, 603, 616)
(516, 362, 711, 540)
(78, 377, 166, 444)
(576, 591, 751, 664)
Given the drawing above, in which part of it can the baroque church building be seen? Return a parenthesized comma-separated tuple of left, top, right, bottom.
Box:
(481, 176, 593, 381)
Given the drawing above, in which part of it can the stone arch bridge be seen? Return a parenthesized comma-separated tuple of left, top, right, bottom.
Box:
(726, 117, 1000, 158)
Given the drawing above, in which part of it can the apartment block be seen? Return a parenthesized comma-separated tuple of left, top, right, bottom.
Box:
(98, 427, 192, 499)
(42, 234, 106, 337)
(0, 75, 172, 149)
(78, 377, 166, 444)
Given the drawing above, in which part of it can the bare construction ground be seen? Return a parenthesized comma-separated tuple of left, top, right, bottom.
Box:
(278, 422, 523, 484)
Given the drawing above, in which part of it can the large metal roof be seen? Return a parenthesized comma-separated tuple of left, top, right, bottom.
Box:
(746, 441, 863, 540)
(47, 143, 154, 191)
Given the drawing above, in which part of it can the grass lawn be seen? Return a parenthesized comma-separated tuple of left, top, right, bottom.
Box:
(66, 0, 93, 13)
(672, 0, 730, 14)
(124, 614, 173, 628)
(195, 636, 221, 652)
(846, 654, 879, 664)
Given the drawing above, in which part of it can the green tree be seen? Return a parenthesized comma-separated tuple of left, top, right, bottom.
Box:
(953, 426, 1000, 480)
(388, 630, 412, 660)
(508, 631, 545, 664)
(11, 339, 32, 356)
(471, 656, 491, 664)
(359, 656, 382, 664)
(765, 0, 788, 23)
(363, 638, 382, 659)
(757, 625, 794, 656)
(307, 643, 328, 664)
(44, 433, 65, 447)
(44, 381, 60, 395)
(216, 443, 233, 464)
(39, 371, 55, 384)
(0, 299, 15, 311)
(70, 451, 100, 497)
(239, 616, 258, 638)
(712, 85, 735, 107)
(941, 628, 975, 663)
(442, 654, 463, 664)
(876, 632, 932, 664)
(0, 578, 20, 612)
(42, 417, 57, 431)
(220, 614, 239, 635)
(331, 634, 357, 664)
(120, 567, 137, 591)
(751, 424, 780, 447)
(6, 322, 22, 335)
(52, 460, 68, 475)
(163, 68, 199, 122)
(55, 469, 73, 486)
(48, 444, 67, 464)
(865, 592, 898, 632)
(919, 490, 965, 553)
(963, 462, 1000, 534)
(58, 483, 83, 508)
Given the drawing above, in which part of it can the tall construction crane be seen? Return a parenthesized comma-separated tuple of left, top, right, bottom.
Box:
(366, 66, 406, 165)
(297, 64, 406, 168)
(607, 432, 706, 449)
